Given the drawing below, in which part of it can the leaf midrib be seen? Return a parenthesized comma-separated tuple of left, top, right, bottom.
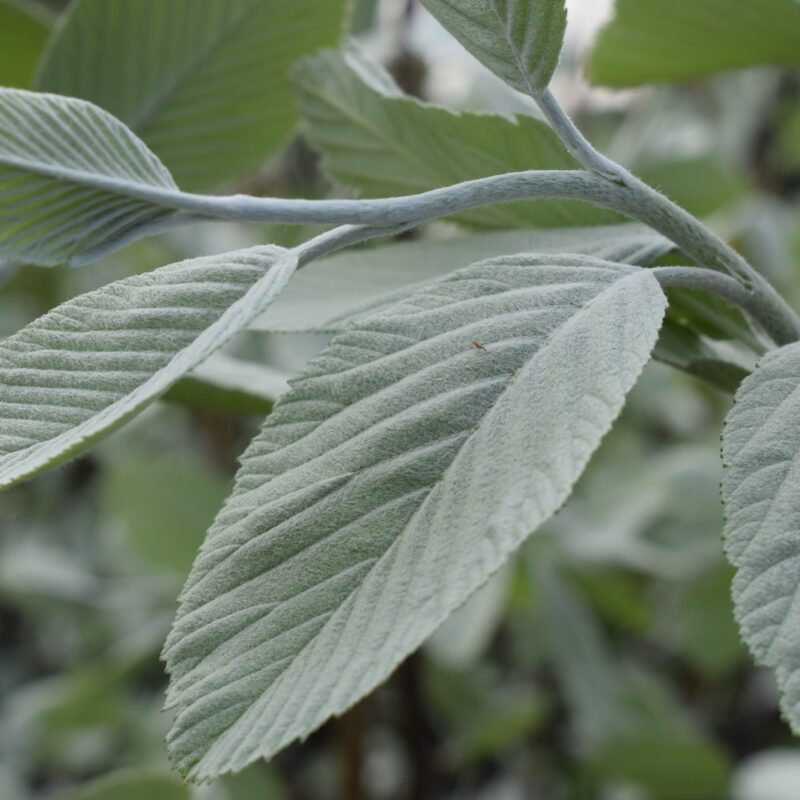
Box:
(485, 0, 538, 96)
(0, 152, 183, 207)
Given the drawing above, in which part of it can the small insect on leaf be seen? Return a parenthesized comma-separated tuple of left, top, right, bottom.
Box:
(471, 340, 489, 352)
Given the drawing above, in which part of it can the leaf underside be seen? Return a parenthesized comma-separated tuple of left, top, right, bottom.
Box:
(165, 254, 666, 779)
(36, 0, 347, 190)
(421, 0, 567, 95)
(0, 88, 178, 267)
(0, 246, 296, 490)
(722, 341, 800, 731)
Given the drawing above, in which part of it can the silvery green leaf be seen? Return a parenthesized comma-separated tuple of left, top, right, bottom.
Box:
(36, 0, 348, 190)
(164, 254, 666, 779)
(252, 224, 672, 333)
(0, 246, 297, 490)
(722, 342, 800, 733)
(293, 48, 620, 230)
(421, 0, 567, 95)
(0, 88, 178, 267)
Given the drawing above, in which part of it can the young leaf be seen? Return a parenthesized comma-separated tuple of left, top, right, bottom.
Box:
(420, 0, 567, 95)
(0, 0, 51, 89)
(588, 0, 800, 87)
(722, 341, 800, 733)
(0, 89, 178, 267)
(293, 48, 620, 230)
(0, 246, 297, 490)
(164, 255, 666, 779)
(252, 224, 671, 332)
(36, 0, 348, 190)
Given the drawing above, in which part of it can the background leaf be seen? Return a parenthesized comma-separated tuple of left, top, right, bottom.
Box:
(164, 353, 289, 415)
(102, 452, 231, 576)
(252, 224, 672, 333)
(293, 47, 621, 229)
(588, 0, 800, 86)
(0, 0, 51, 89)
(36, 0, 347, 190)
(165, 255, 666, 779)
(420, 0, 567, 95)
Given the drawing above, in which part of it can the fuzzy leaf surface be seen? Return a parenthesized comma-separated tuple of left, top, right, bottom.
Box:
(293, 48, 620, 230)
(165, 255, 666, 779)
(36, 0, 347, 190)
(421, 0, 567, 94)
(0, 246, 296, 489)
(722, 342, 800, 732)
(0, 89, 179, 267)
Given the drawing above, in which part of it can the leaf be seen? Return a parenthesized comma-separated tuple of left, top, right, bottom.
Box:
(0, 88, 180, 267)
(634, 156, 747, 219)
(591, 729, 730, 800)
(293, 47, 621, 230)
(36, 0, 348, 190)
(164, 353, 289, 415)
(164, 254, 666, 778)
(252, 224, 672, 332)
(0, 246, 297, 490)
(103, 452, 231, 576)
(420, 0, 567, 95)
(588, 0, 800, 87)
(664, 564, 745, 678)
(532, 555, 731, 797)
(722, 341, 800, 733)
(654, 319, 753, 394)
(0, 0, 51, 89)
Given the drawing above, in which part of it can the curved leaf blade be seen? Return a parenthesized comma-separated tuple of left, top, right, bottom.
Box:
(722, 342, 800, 731)
(420, 0, 567, 95)
(0, 246, 297, 489)
(0, 88, 178, 266)
(164, 255, 666, 779)
(36, 0, 347, 190)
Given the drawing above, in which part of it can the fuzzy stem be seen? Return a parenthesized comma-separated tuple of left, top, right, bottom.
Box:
(534, 88, 800, 346)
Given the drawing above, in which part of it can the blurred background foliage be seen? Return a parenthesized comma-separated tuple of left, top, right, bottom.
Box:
(1, 0, 799, 798)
